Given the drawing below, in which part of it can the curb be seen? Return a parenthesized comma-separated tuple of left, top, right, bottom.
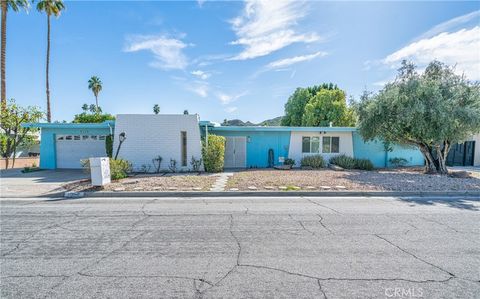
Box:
(68, 190, 480, 198)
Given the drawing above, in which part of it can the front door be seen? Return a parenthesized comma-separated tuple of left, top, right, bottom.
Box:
(446, 141, 475, 166)
(224, 137, 246, 168)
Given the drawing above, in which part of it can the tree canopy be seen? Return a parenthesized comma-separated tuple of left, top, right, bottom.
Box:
(281, 83, 355, 127)
(72, 104, 115, 123)
(357, 60, 480, 174)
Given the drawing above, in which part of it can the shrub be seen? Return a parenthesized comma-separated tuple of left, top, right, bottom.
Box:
(81, 158, 132, 180)
(105, 135, 113, 158)
(283, 158, 295, 166)
(329, 155, 356, 169)
(389, 157, 408, 168)
(355, 159, 374, 170)
(110, 159, 132, 180)
(190, 156, 202, 172)
(300, 155, 325, 168)
(152, 155, 163, 173)
(169, 159, 177, 173)
(202, 135, 225, 172)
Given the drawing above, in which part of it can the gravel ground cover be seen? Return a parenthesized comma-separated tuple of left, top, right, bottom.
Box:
(225, 168, 480, 191)
(64, 173, 218, 192)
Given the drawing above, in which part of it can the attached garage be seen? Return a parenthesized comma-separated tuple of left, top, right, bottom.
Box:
(21, 122, 114, 169)
(56, 134, 108, 168)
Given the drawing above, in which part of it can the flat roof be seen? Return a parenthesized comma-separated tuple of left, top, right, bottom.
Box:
(22, 121, 114, 129)
(208, 126, 357, 132)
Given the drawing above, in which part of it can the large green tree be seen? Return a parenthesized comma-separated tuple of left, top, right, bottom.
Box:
(36, 0, 65, 122)
(88, 76, 102, 113)
(0, 99, 43, 169)
(1, 0, 30, 111)
(281, 83, 355, 127)
(302, 89, 355, 126)
(357, 60, 480, 175)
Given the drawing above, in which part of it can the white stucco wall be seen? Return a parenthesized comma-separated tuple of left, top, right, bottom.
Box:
(471, 133, 480, 166)
(288, 131, 354, 167)
(112, 114, 203, 172)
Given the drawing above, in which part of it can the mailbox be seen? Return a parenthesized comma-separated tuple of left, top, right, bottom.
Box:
(89, 157, 111, 186)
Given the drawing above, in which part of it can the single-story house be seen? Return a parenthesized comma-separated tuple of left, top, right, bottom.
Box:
(24, 114, 479, 170)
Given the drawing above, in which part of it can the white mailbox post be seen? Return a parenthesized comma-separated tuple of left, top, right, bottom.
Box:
(89, 157, 111, 186)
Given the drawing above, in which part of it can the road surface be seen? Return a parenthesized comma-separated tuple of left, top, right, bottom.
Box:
(1, 196, 479, 298)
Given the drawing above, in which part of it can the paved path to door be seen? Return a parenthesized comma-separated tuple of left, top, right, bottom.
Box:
(0, 169, 87, 197)
(1, 196, 479, 298)
(210, 172, 234, 191)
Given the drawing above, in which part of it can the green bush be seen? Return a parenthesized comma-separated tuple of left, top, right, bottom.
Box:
(110, 159, 132, 180)
(105, 135, 113, 158)
(283, 158, 295, 166)
(300, 155, 325, 168)
(355, 159, 374, 170)
(81, 158, 132, 180)
(202, 135, 225, 172)
(329, 154, 357, 169)
(329, 155, 374, 171)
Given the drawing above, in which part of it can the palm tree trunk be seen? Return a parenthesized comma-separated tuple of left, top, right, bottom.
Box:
(46, 14, 51, 122)
(95, 94, 98, 113)
(1, 0, 7, 112)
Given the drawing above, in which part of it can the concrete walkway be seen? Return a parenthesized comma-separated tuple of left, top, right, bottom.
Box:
(0, 169, 88, 197)
(210, 172, 233, 191)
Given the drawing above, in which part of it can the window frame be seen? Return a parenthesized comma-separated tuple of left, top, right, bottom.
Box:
(302, 136, 321, 154)
(322, 136, 340, 153)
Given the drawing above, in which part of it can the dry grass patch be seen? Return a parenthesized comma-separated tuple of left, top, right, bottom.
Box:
(65, 173, 218, 192)
(226, 168, 480, 192)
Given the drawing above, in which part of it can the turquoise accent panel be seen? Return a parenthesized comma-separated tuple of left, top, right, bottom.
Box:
(39, 127, 112, 169)
(209, 129, 291, 168)
(352, 132, 424, 168)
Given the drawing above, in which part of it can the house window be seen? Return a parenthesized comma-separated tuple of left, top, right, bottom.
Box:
(74, 135, 81, 140)
(322, 137, 340, 153)
(302, 136, 320, 153)
(181, 131, 187, 167)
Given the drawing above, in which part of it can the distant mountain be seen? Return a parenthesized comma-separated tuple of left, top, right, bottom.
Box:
(221, 116, 283, 127)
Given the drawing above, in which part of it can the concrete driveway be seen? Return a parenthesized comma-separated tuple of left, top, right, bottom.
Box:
(0, 169, 88, 197)
(1, 196, 478, 298)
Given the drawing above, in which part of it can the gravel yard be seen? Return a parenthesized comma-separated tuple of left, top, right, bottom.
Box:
(64, 173, 218, 192)
(225, 168, 480, 191)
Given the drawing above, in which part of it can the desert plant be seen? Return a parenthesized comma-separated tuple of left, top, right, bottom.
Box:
(355, 158, 374, 171)
(169, 159, 177, 173)
(202, 135, 225, 173)
(190, 156, 202, 172)
(283, 158, 295, 166)
(152, 155, 163, 173)
(329, 155, 356, 169)
(140, 164, 151, 174)
(105, 135, 113, 158)
(389, 157, 408, 168)
(110, 158, 132, 180)
(300, 155, 325, 168)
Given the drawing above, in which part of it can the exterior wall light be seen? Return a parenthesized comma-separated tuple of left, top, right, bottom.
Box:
(114, 132, 126, 160)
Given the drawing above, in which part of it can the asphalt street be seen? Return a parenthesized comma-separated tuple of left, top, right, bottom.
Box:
(1, 196, 479, 298)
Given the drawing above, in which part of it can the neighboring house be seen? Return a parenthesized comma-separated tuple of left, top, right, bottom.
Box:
(25, 114, 477, 170)
(445, 134, 479, 167)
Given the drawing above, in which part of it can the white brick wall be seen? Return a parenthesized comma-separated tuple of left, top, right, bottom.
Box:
(288, 131, 354, 167)
(112, 114, 203, 172)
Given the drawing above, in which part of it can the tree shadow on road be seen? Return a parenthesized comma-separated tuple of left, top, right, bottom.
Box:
(394, 196, 479, 211)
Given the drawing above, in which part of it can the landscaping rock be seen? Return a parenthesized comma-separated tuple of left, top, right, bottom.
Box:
(247, 186, 258, 190)
(305, 186, 316, 190)
(335, 186, 347, 190)
(114, 187, 125, 192)
(329, 164, 344, 171)
(167, 187, 178, 191)
(229, 188, 239, 191)
(133, 187, 143, 191)
(192, 187, 202, 191)
(278, 186, 287, 190)
(264, 186, 275, 190)
(320, 186, 332, 190)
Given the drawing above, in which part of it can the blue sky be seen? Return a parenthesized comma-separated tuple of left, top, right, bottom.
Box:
(8, 1, 480, 123)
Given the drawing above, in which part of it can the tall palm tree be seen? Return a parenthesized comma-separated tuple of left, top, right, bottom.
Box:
(36, 0, 65, 122)
(1, 0, 30, 111)
(88, 76, 102, 113)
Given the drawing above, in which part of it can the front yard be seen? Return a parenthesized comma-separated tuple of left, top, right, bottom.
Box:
(225, 168, 480, 191)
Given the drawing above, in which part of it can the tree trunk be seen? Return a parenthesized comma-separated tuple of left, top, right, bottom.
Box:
(46, 15, 51, 122)
(418, 142, 449, 175)
(95, 94, 98, 113)
(1, 0, 7, 111)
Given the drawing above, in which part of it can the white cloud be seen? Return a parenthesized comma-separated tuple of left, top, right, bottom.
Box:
(191, 70, 211, 80)
(383, 26, 480, 80)
(416, 10, 480, 41)
(225, 106, 238, 113)
(188, 83, 209, 98)
(266, 51, 327, 68)
(197, 0, 206, 7)
(124, 35, 188, 70)
(216, 91, 248, 105)
(229, 0, 320, 60)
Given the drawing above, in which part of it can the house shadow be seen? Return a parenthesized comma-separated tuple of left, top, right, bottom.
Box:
(342, 170, 480, 211)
